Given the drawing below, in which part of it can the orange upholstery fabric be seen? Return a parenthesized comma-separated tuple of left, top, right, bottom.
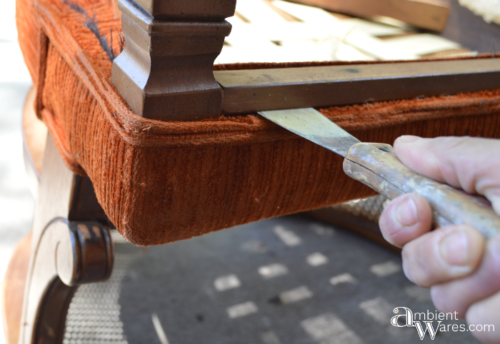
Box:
(16, 0, 500, 246)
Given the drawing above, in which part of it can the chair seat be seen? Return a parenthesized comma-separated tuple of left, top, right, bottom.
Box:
(14, 0, 500, 248)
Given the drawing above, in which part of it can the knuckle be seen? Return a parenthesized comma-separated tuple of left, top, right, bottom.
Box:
(412, 270, 434, 288)
(430, 286, 458, 314)
(438, 136, 470, 152)
(402, 236, 449, 287)
(402, 244, 434, 287)
(379, 202, 403, 244)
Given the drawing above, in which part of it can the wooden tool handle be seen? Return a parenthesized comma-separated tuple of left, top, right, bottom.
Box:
(343, 143, 500, 238)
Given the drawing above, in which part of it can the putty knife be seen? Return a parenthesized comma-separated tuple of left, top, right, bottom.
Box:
(258, 108, 500, 238)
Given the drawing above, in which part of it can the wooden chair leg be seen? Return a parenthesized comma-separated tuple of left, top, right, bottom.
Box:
(111, 0, 236, 121)
(18, 132, 115, 344)
(2, 90, 115, 344)
(2, 232, 32, 344)
(21, 87, 46, 198)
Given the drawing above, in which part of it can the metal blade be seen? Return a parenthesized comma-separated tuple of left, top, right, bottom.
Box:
(258, 108, 360, 157)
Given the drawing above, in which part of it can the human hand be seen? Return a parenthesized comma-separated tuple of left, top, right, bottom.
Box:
(379, 136, 500, 344)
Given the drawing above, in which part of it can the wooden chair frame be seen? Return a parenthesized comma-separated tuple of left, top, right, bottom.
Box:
(14, 130, 114, 344)
(3, 92, 114, 344)
(111, 0, 500, 121)
(5, 0, 500, 343)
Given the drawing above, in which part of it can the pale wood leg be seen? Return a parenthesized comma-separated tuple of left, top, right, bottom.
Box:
(2, 232, 32, 344)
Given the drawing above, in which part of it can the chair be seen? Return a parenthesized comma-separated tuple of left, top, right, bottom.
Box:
(3, 0, 500, 343)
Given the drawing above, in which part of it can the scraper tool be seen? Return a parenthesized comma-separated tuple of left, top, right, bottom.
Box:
(258, 108, 500, 238)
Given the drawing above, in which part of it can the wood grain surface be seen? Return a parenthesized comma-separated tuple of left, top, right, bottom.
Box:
(22, 87, 46, 177)
(133, 0, 235, 19)
(111, 0, 233, 121)
(441, 0, 500, 53)
(217, 59, 500, 115)
(2, 232, 32, 344)
(290, 0, 450, 31)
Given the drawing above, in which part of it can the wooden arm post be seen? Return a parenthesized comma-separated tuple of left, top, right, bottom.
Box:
(3, 89, 115, 344)
(7, 89, 115, 344)
(111, 0, 236, 121)
(14, 132, 114, 344)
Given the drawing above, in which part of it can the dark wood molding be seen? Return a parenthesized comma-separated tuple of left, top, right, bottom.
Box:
(216, 58, 500, 115)
(111, 0, 235, 121)
(133, 0, 236, 20)
(111, 0, 500, 122)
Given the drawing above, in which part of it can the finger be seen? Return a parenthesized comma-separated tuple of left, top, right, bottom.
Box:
(402, 225, 485, 287)
(430, 234, 500, 317)
(379, 194, 432, 248)
(466, 291, 500, 344)
(394, 136, 500, 215)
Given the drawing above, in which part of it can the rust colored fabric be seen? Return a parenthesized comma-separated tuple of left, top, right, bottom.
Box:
(16, 0, 500, 246)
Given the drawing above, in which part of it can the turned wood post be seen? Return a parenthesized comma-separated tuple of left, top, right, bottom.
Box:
(17, 133, 114, 344)
(111, 0, 236, 121)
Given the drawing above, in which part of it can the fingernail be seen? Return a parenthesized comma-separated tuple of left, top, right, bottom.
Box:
(394, 195, 418, 227)
(439, 230, 469, 266)
(397, 136, 422, 144)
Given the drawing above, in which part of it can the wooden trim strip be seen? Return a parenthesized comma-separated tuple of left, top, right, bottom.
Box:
(290, 0, 450, 32)
(217, 59, 500, 115)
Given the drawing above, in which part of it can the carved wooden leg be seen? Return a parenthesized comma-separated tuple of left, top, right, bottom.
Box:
(12, 131, 114, 344)
(2, 233, 31, 344)
(20, 219, 113, 344)
(111, 0, 236, 121)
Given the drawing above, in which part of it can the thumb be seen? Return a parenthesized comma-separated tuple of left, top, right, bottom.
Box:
(394, 136, 500, 216)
